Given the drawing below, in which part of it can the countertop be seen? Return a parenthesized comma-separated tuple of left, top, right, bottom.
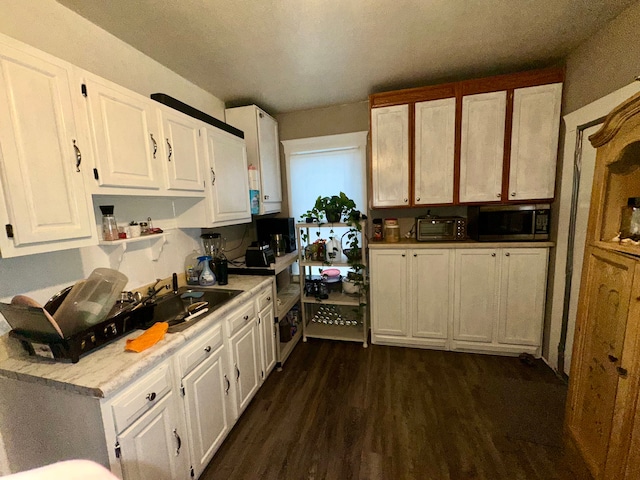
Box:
(0, 275, 272, 399)
(368, 239, 555, 249)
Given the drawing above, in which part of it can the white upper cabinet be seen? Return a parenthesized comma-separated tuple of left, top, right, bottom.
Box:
(82, 73, 160, 190)
(0, 36, 95, 256)
(203, 127, 251, 226)
(157, 106, 205, 192)
(370, 105, 410, 207)
(459, 91, 507, 203)
(508, 83, 562, 201)
(414, 98, 456, 205)
(225, 105, 282, 215)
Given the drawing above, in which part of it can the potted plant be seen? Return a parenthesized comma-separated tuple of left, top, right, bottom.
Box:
(300, 192, 359, 224)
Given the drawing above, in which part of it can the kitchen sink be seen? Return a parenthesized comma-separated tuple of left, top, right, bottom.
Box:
(149, 286, 243, 332)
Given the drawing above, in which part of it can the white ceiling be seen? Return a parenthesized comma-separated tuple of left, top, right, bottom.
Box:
(56, 0, 636, 114)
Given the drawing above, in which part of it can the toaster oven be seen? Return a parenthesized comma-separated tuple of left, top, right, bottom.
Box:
(416, 216, 467, 241)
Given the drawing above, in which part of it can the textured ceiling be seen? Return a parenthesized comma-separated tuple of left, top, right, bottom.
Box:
(56, 0, 636, 114)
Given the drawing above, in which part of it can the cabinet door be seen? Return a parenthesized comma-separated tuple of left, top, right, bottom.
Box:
(508, 83, 562, 201)
(414, 98, 456, 205)
(411, 249, 451, 340)
(257, 109, 282, 212)
(84, 75, 159, 189)
(229, 320, 260, 414)
(459, 91, 506, 203)
(182, 343, 232, 478)
(118, 390, 188, 480)
(204, 127, 251, 226)
(370, 249, 409, 338)
(567, 248, 636, 478)
(159, 108, 204, 192)
(258, 304, 277, 378)
(0, 42, 93, 246)
(497, 248, 548, 346)
(453, 249, 499, 343)
(371, 105, 409, 207)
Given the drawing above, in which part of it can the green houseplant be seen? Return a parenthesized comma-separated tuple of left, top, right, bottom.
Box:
(300, 192, 359, 224)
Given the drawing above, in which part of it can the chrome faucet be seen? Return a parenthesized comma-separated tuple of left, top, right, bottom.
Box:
(147, 279, 170, 299)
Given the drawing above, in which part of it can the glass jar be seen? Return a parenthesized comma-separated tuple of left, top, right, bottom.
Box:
(385, 224, 400, 242)
(620, 197, 640, 241)
(99, 205, 119, 241)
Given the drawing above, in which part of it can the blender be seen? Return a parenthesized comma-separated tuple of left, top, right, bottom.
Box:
(201, 233, 228, 285)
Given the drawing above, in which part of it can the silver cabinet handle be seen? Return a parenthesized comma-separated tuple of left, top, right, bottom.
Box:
(150, 134, 157, 158)
(511, 192, 516, 197)
(73, 140, 81, 172)
(224, 375, 230, 395)
(204, 345, 211, 353)
(235, 364, 240, 380)
(211, 168, 216, 185)
(173, 429, 181, 455)
(146, 392, 156, 401)
(166, 139, 172, 161)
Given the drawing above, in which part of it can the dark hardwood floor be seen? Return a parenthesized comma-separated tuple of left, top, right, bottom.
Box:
(203, 340, 583, 480)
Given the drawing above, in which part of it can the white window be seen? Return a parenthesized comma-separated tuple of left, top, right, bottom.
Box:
(282, 131, 368, 274)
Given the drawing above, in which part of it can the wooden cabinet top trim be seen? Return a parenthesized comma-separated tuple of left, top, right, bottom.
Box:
(589, 91, 640, 148)
(369, 67, 564, 108)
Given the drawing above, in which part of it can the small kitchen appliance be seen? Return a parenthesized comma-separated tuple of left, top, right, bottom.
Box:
(468, 204, 550, 241)
(416, 215, 467, 241)
(245, 242, 276, 267)
(256, 217, 296, 253)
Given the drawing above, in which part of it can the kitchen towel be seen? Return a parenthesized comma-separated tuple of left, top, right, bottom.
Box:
(125, 322, 168, 353)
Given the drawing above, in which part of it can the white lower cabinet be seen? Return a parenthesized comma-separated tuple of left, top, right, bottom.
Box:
(177, 323, 233, 479)
(99, 285, 276, 480)
(371, 246, 549, 356)
(370, 249, 451, 348)
(117, 389, 188, 480)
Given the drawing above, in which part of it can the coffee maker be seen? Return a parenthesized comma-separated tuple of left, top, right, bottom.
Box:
(256, 218, 296, 253)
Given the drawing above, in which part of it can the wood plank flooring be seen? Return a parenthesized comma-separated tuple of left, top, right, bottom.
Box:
(203, 340, 582, 480)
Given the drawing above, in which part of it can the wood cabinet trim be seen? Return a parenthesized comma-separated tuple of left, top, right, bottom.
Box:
(589, 91, 640, 148)
(370, 83, 457, 108)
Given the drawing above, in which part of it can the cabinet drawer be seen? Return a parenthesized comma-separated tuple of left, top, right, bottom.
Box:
(227, 301, 256, 338)
(257, 286, 273, 312)
(110, 361, 173, 434)
(177, 322, 224, 377)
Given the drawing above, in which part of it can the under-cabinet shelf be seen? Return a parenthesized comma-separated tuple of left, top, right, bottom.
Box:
(278, 326, 302, 368)
(277, 284, 301, 319)
(98, 231, 171, 269)
(303, 321, 365, 343)
(301, 291, 365, 307)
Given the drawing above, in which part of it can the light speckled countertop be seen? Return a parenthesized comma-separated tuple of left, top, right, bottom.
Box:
(0, 275, 272, 399)
(368, 239, 554, 249)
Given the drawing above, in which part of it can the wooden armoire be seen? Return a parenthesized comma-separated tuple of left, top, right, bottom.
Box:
(566, 92, 640, 479)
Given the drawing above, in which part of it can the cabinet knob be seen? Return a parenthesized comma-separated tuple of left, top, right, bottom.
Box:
(505, 252, 510, 256)
(617, 366, 628, 378)
(264, 194, 270, 200)
(496, 193, 501, 198)
(413, 253, 417, 257)
(404, 198, 408, 203)
(416, 197, 420, 202)
(243, 315, 249, 321)
(266, 296, 271, 301)
(608, 354, 619, 363)
(401, 253, 406, 257)
(491, 253, 496, 257)
(146, 392, 156, 402)
(204, 345, 211, 353)
(511, 192, 516, 197)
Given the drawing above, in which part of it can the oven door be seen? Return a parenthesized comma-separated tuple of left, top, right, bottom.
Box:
(417, 219, 456, 241)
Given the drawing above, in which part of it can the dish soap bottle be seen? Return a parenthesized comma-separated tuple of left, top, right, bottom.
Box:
(198, 255, 216, 286)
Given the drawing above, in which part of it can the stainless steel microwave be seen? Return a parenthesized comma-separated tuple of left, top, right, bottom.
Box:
(416, 216, 467, 241)
(468, 204, 550, 241)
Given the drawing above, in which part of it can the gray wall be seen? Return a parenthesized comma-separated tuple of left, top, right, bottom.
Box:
(274, 101, 370, 216)
(563, 1, 640, 114)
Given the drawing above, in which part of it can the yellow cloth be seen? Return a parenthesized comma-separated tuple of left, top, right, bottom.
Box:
(125, 322, 168, 353)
